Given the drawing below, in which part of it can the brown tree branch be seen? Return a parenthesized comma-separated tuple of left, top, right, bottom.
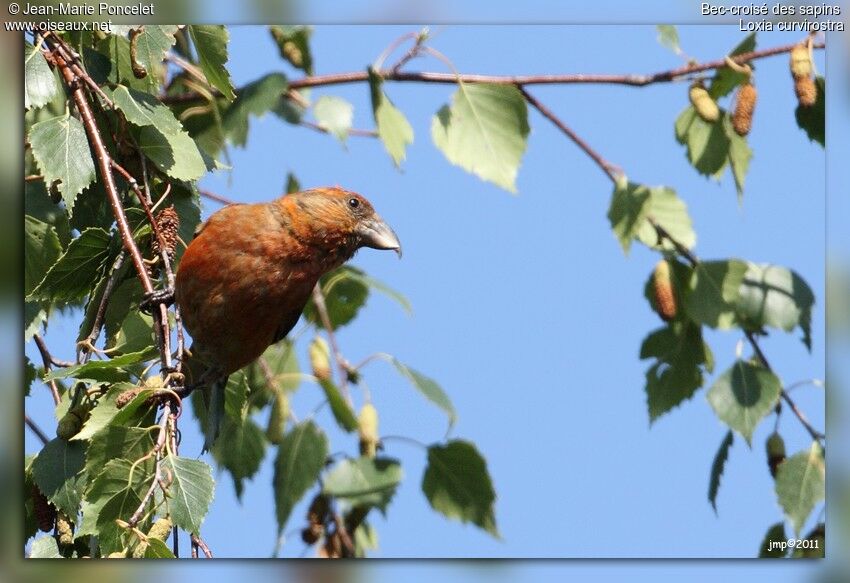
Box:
(25, 414, 50, 445)
(33, 333, 61, 405)
(162, 41, 824, 105)
(519, 86, 621, 183)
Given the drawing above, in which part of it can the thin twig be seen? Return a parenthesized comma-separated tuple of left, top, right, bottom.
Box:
(191, 534, 213, 558)
(648, 218, 698, 267)
(80, 251, 126, 363)
(519, 86, 621, 183)
(33, 334, 61, 405)
(199, 188, 237, 206)
(33, 333, 73, 368)
(300, 119, 378, 138)
(162, 41, 824, 105)
(745, 330, 825, 443)
(311, 285, 352, 400)
(389, 30, 429, 74)
(25, 415, 50, 445)
(333, 514, 355, 557)
(127, 403, 171, 527)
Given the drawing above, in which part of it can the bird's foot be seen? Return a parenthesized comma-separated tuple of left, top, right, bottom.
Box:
(140, 287, 175, 314)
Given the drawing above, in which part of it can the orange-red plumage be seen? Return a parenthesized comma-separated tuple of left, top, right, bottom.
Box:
(175, 187, 400, 380)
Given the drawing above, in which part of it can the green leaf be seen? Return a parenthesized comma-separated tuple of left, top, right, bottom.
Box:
(635, 186, 696, 251)
(247, 340, 302, 398)
(709, 33, 757, 99)
(775, 442, 825, 536)
(736, 263, 815, 350)
(348, 268, 413, 314)
(28, 114, 97, 215)
(161, 456, 215, 534)
(24, 216, 62, 297)
(314, 96, 354, 143)
(25, 40, 59, 110)
(706, 360, 782, 443)
(675, 106, 730, 178)
(131, 25, 178, 75)
(640, 321, 713, 422)
(111, 85, 185, 135)
(685, 260, 749, 329)
(391, 359, 456, 428)
(29, 536, 63, 558)
(432, 83, 529, 193)
(25, 302, 48, 342)
(26, 179, 71, 246)
(79, 457, 151, 550)
(304, 267, 370, 329)
(353, 521, 379, 557)
(285, 172, 301, 194)
(85, 425, 154, 478)
(269, 25, 314, 74)
(28, 228, 112, 303)
(323, 457, 403, 510)
(25, 356, 37, 397)
(725, 114, 753, 199)
(656, 25, 681, 55)
(708, 430, 734, 513)
(795, 76, 825, 147)
(73, 385, 129, 442)
(107, 311, 155, 355)
(188, 25, 235, 101)
(274, 421, 328, 533)
(90, 35, 152, 93)
(223, 73, 289, 147)
(369, 68, 414, 167)
(31, 437, 87, 517)
(223, 371, 249, 423)
(212, 417, 266, 500)
(137, 125, 206, 181)
(422, 440, 498, 537)
(45, 346, 158, 382)
(759, 522, 788, 559)
(758, 522, 788, 558)
(319, 378, 359, 432)
(145, 538, 176, 558)
(607, 180, 650, 254)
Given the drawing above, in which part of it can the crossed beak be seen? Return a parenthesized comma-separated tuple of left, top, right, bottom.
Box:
(358, 216, 402, 257)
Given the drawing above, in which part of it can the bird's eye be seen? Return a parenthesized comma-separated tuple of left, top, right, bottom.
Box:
(348, 197, 360, 209)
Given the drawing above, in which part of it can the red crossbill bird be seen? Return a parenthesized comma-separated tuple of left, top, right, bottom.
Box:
(174, 186, 401, 447)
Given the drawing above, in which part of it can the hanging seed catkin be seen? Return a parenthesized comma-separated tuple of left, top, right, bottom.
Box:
(795, 75, 817, 107)
(56, 512, 74, 546)
(732, 82, 757, 136)
(309, 337, 332, 381)
(689, 81, 720, 123)
(790, 44, 812, 78)
(790, 43, 817, 107)
(652, 260, 677, 321)
(358, 403, 379, 458)
(128, 28, 148, 79)
(152, 206, 180, 260)
(265, 389, 288, 444)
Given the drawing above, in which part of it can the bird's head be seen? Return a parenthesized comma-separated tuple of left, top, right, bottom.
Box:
(276, 187, 402, 262)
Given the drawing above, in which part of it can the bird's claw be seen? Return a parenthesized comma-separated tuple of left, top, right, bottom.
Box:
(140, 288, 175, 314)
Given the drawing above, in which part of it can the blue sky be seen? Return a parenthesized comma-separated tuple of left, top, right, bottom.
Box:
(25, 24, 827, 571)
